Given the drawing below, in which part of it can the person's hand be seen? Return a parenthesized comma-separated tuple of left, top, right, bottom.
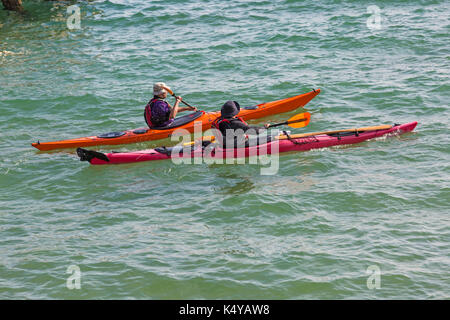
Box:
(176, 96, 183, 102)
(264, 123, 270, 129)
(191, 106, 198, 111)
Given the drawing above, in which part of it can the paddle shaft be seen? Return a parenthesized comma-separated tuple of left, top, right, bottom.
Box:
(171, 93, 196, 109)
(268, 118, 308, 128)
(162, 86, 196, 109)
(276, 124, 393, 140)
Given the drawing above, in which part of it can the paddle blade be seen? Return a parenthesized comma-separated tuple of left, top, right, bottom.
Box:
(162, 86, 174, 95)
(287, 112, 311, 128)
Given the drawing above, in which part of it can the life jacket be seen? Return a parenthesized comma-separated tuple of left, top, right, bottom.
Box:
(212, 117, 249, 147)
(144, 97, 163, 128)
(212, 116, 247, 130)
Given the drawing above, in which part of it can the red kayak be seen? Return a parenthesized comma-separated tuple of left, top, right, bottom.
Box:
(77, 122, 418, 165)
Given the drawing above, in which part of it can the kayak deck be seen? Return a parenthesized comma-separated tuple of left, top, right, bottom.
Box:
(78, 121, 418, 165)
(32, 89, 321, 151)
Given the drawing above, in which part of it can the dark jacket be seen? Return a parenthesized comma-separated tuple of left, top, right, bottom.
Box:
(214, 117, 266, 148)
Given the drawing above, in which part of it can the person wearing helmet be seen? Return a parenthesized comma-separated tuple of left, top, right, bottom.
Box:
(144, 82, 197, 128)
(212, 100, 270, 148)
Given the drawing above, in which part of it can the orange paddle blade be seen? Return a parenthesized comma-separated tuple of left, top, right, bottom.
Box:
(286, 112, 311, 128)
(162, 86, 174, 95)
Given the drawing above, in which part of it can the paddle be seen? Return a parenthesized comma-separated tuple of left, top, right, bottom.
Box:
(276, 124, 393, 140)
(162, 86, 197, 110)
(267, 112, 311, 129)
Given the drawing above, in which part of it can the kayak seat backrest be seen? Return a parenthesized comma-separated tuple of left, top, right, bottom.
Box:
(151, 111, 204, 130)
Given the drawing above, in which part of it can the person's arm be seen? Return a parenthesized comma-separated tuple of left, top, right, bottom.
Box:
(169, 97, 182, 119)
(233, 120, 266, 134)
(169, 97, 197, 118)
(173, 95, 197, 112)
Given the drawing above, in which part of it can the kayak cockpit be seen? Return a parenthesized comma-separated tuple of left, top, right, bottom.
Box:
(150, 111, 204, 130)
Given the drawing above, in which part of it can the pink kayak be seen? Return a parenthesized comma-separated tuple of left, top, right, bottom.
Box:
(77, 122, 418, 165)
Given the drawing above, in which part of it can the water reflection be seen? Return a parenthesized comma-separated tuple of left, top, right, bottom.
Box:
(213, 172, 255, 195)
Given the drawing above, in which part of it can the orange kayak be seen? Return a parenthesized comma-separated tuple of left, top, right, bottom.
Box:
(32, 89, 320, 151)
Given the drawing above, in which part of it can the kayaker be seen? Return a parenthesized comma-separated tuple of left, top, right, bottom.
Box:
(144, 82, 197, 128)
(212, 100, 270, 148)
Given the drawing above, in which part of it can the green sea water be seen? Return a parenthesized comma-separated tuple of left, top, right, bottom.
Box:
(0, 0, 449, 299)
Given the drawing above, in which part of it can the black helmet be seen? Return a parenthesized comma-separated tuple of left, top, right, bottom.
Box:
(221, 101, 240, 118)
